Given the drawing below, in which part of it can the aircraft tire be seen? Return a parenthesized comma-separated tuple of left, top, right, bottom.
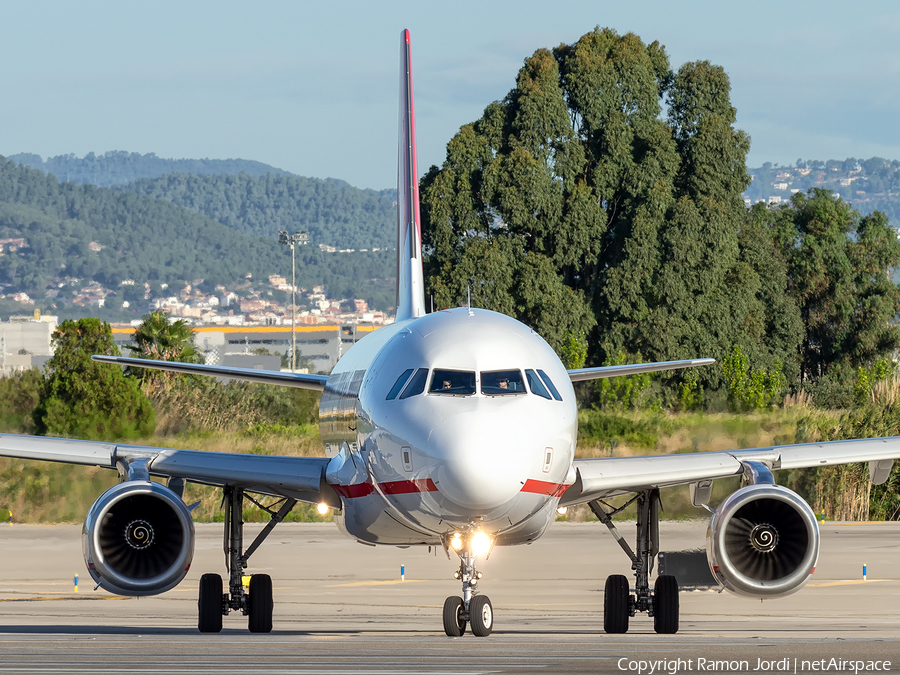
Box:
(653, 574, 679, 634)
(442, 596, 466, 636)
(248, 574, 274, 633)
(469, 595, 493, 637)
(198, 573, 223, 633)
(604, 574, 630, 634)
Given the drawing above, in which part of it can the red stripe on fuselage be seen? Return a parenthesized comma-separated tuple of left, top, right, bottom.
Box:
(331, 482, 375, 499)
(521, 479, 569, 497)
(331, 479, 439, 499)
(380, 478, 438, 495)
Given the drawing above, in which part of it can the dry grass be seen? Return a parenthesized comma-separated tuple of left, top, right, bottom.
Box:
(870, 378, 900, 407)
(783, 390, 813, 408)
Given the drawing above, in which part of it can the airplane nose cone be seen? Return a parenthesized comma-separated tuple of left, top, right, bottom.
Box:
(432, 416, 528, 511)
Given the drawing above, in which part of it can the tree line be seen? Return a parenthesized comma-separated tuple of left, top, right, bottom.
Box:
(420, 27, 900, 408)
(6, 151, 292, 187)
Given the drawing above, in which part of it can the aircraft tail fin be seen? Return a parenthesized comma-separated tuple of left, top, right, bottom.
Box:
(395, 29, 426, 322)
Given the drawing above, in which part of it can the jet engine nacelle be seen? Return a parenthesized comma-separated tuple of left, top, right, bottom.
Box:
(706, 484, 819, 598)
(83, 481, 195, 596)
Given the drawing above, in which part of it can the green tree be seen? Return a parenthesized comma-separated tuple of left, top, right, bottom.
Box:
(721, 345, 786, 411)
(767, 190, 900, 391)
(420, 45, 598, 357)
(127, 310, 197, 362)
(421, 27, 800, 394)
(32, 318, 155, 440)
(126, 310, 199, 393)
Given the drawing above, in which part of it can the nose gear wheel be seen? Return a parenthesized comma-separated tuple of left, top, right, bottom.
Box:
(442, 528, 494, 637)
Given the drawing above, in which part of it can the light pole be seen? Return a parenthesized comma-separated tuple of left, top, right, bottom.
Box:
(278, 230, 309, 371)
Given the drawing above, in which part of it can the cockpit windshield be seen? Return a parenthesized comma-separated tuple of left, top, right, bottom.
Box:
(525, 369, 552, 400)
(429, 369, 476, 395)
(481, 369, 526, 395)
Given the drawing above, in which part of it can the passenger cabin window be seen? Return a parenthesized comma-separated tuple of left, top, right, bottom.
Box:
(525, 369, 552, 400)
(399, 368, 429, 399)
(429, 369, 476, 395)
(386, 369, 414, 400)
(537, 369, 563, 401)
(481, 369, 526, 396)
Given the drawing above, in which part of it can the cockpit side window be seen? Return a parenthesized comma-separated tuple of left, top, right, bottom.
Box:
(537, 369, 563, 401)
(429, 369, 476, 395)
(399, 367, 429, 399)
(481, 369, 526, 395)
(386, 369, 414, 400)
(525, 369, 552, 400)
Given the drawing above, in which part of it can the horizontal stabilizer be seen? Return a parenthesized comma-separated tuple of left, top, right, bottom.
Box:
(92, 355, 328, 391)
(567, 358, 715, 382)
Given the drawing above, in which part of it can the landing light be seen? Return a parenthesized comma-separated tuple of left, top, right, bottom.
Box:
(316, 503, 329, 515)
(450, 534, 463, 550)
(471, 531, 491, 556)
(556, 506, 568, 515)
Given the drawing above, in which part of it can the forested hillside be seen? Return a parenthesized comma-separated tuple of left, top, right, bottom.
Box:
(119, 172, 396, 249)
(6, 151, 292, 187)
(0, 157, 394, 317)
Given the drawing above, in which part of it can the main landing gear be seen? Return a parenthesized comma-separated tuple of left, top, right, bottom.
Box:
(442, 533, 493, 637)
(589, 488, 679, 634)
(198, 486, 296, 633)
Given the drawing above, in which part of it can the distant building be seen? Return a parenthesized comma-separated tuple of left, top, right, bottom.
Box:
(0, 313, 59, 375)
(111, 324, 381, 374)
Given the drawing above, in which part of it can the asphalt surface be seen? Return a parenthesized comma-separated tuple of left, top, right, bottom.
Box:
(0, 520, 897, 673)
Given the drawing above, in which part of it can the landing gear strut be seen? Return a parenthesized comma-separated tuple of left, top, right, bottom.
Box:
(442, 534, 493, 637)
(590, 488, 679, 634)
(197, 486, 296, 633)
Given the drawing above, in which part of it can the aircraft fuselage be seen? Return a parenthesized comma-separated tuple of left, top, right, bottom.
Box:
(319, 307, 578, 547)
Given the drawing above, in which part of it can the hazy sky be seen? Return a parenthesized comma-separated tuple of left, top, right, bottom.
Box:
(2, 1, 899, 189)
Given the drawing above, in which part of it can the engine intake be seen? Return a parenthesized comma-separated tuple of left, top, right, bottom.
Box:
(707, 484, 819, 598)
(83, 481, 195, 596)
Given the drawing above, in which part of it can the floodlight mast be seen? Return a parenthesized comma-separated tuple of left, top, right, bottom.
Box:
(277, 230, 309, 372)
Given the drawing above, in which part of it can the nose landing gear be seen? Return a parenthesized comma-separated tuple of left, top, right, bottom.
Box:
(441, 534, 493, 637)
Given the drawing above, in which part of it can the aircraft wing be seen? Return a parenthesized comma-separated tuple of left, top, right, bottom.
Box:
(559, 437, 900, 507)
(567, 358, 715, 382)
(0, 433, 336, 507)
(92, 355, 328, 391)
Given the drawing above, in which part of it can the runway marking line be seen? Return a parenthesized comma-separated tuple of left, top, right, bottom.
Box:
(326, 579, 426, 587)
(807, 578, 891, 587)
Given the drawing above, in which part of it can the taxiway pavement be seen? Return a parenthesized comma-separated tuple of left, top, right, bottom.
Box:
(0, 520, 896, 673)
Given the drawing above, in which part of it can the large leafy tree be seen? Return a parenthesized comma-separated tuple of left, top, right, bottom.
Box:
(33, 318, 155, 440)
(421, 47, 598, 358)
(421, 27, 801, 388)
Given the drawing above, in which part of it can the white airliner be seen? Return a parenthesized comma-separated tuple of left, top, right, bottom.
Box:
(1, 29, 899, 637)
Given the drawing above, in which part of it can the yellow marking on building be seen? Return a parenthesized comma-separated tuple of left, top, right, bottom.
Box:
(111, 325, 346, 334)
